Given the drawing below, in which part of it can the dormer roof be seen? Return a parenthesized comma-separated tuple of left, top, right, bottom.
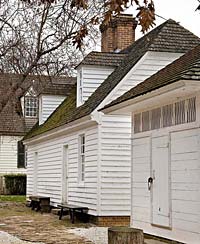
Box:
(102, 44, 200, 111)
(24, 19, 200, 140)
(0, 74, 76, 135)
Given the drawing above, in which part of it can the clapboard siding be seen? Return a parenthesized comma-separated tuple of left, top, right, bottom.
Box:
(0, 136, 26, 174)
(77, 66, 114, 106)
(131, 126, 200, 243)
(27, 125, 99, 215)
(132, 136, 151, 222)
(100, 114, 131, 216)
(106, 52, 183, 104)
(39, 95, 66, 125)
(170, 129, 200, 238)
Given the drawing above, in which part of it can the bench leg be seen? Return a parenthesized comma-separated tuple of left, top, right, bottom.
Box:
(36, 202, 41, 212)
(31, 201, 38, 211)
(31, 201, 35, 210)
(59, 207, 64, 220)
(69, 209, 75, 224)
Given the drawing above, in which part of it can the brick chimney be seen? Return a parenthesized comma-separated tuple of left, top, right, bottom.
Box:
(100, 14, 137, 52)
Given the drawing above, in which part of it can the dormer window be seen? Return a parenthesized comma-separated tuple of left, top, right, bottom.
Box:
(25, 97, 38, 117)
(24, 86, 38, 118)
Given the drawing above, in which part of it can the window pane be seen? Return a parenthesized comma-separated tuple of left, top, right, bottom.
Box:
(79, 135, 85, 182)
(25, 96, 38, 117)
(162, 104, 173, 127)
(187, 97, 196, 123)
(151, 108, 161, 130)
(17, 141, 25, 168)
(175, 100, 185, 125)
(142, 111, 150, 132)
(134, 113, 141, 133)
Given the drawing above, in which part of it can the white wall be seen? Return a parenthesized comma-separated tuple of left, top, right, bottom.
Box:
(131, 127, 200, 244)
(77, 66, 114, 106)
(39, 95, 66, 125)
(26, 51, 186, 218)
(94, 51, 183, 217)
(27, 125, 99, 215)
(101, 51, 183, 108)
(0, 136, 26, 174)
(99, 114, 132, 216)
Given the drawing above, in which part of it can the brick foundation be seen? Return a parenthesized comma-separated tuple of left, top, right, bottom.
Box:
(89, 216, 130, 227)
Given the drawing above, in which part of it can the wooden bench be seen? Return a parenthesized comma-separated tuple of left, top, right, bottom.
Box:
(57, 203, 88, 223)
(29, 196, 50, 213)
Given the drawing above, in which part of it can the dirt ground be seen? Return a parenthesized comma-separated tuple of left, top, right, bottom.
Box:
(0, 201, 94, 244)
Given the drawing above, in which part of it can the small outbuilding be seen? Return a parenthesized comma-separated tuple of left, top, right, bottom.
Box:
(23, 17, 200, 228)
(102, 44, 200, 243)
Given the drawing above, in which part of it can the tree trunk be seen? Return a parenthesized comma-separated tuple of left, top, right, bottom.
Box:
(108, 227, 143, 244)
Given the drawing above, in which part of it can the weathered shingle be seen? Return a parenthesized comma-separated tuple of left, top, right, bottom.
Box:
(24, 19, 200, 140)
(102, 44, 200, 110)
(0, 74, 76, 135)
(77, 52, 126, 67)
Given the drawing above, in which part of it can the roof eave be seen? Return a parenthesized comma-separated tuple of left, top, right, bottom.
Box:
(102, 79, 200, 115)
(23, 114, 94, 145)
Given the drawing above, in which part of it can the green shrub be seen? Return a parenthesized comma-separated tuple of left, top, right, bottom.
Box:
(4, 174, 26, 195)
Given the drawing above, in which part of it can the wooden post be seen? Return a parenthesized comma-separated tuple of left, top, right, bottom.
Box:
(108, 227, 143, 244)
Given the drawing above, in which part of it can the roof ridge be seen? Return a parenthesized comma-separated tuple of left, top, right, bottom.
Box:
(120, 19, 170, 54)
(147, 19, 175, 49)
(148, 19, 200, 52)
(23, 21, 200, 140)
(102, 44, 200, 109)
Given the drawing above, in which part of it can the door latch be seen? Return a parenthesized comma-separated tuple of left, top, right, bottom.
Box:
(148, 177, 153, 191)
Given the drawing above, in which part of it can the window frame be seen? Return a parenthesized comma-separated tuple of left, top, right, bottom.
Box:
(133, 96, 196, 134)
(79, 69, 83, 105)
(24, 96, 38, 118)
(17, 141, 25, 168)
(78, 134, 85, 185)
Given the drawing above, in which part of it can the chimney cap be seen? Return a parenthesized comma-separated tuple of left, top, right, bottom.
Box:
(100, 14, 137, 33)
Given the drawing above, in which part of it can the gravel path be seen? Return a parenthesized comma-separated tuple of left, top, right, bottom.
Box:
(70, 227, 108, 244)
(70, 227, 167, 244)
(0, 231, 44, 244)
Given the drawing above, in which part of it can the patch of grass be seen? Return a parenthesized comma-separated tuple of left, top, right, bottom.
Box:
(0, 195, 26, 202)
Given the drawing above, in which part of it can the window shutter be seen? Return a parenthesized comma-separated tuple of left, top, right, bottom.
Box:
(17, 141, 25, 168)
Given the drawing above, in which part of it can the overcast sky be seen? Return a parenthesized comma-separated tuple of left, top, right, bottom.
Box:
(127, 0, 200, 39)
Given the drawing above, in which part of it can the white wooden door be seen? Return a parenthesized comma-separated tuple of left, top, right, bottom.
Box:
(62, 145, 68, 203)
(151, 135, 171, 227)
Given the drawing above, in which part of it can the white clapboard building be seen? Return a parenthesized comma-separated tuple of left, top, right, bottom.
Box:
(23, 15, 200, 227)
(102, 44, 200, 243)
(0, 74, 75, 175)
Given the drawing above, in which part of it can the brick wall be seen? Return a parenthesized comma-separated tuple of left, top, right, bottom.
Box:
(90, 216, 130, 227)
(100, 14, 137, 52)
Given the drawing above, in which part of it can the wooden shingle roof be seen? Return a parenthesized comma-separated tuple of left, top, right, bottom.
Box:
(24, 19, 200, 140)
(77, 52, 126, 67)
(0, 74, 76, 135)
(103, 44, 200, 110)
